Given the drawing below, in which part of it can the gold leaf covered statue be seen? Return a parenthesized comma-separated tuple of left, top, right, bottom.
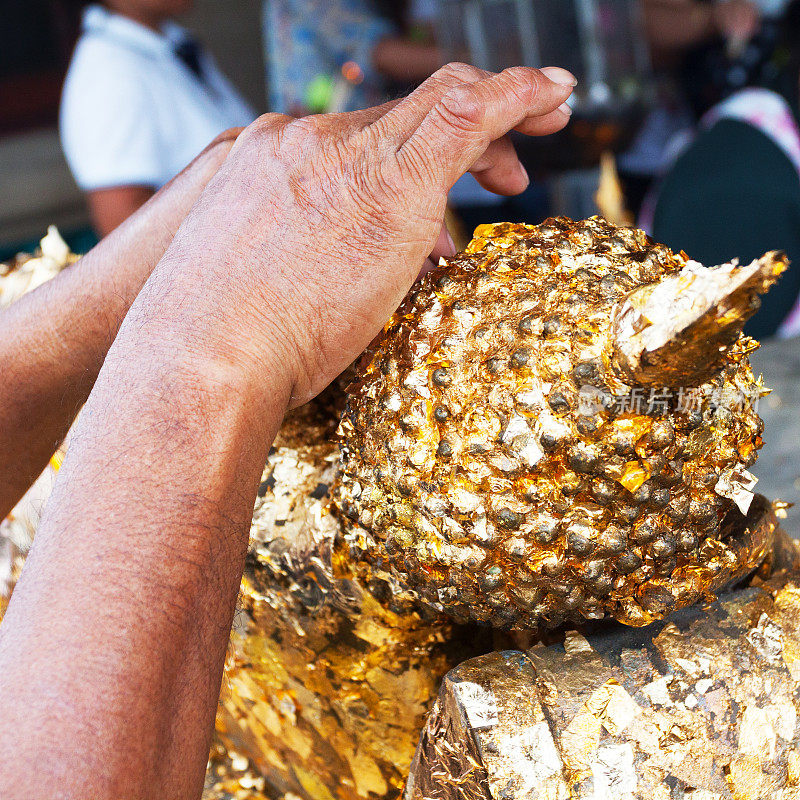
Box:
(337, 217, 786, 629)
(3, 221, 799, 800)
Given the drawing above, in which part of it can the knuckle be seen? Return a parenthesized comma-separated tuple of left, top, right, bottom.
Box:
(285, 115, 323, 140)
(210, 126, 243, 146)
(240, 113, 292, 151)
(278, 115, 328, 155)
(198, 128, 241, 160)
(435, 61, 483, 85)
(469, 146, 499, 174)
(249, 112, 293, 136)
(435, 84, 485, 134)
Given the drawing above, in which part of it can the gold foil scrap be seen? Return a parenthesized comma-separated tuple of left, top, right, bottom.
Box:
(0, 226, 76, 308)
(204, 736, 271, 800)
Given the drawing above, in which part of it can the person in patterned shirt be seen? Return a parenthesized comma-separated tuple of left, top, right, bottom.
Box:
(263, 0, 444, 115)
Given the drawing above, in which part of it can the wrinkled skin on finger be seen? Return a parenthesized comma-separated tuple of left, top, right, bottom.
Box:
(161, 63, 576, 407)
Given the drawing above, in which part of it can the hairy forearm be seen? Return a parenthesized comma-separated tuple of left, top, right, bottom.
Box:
(0, 136, 235, 519)
(0, 251, 291, 798)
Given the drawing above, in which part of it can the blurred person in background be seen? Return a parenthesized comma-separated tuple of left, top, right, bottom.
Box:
(643, 0, 762, 67)
(620, 1, 798, 216)
(618, 0, 764, 213)
(646, 0, 800, 339)
(263, 0, 444, 116)
(643, 0, 798, 118)
(60, 0, 255, 236)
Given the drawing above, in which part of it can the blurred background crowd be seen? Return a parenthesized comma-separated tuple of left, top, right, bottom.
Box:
(4, 0, 800, 338)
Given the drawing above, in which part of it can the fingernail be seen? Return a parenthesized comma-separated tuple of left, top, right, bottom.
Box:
(540, 66, 578, 87)
(518, 161, 530, 185)
(557, 101, 573, 117)
(444, 229, 456, 255)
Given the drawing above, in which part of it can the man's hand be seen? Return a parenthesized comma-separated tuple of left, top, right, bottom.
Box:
(712, 0, 760, 40)
(643, 0, 760, 58)
(156, 63, 576, 406)
(0, 65, 574, 800)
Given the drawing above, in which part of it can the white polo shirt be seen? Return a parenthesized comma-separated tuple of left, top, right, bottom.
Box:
(60, 5, 256, 191)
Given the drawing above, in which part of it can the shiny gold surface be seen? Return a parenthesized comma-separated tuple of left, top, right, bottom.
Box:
(204, 737, 272, 800)
(3, 226, 798, 800)
(217, 398, 489, 800)
(612, 251, 787, 388)
(407, 528, 800, 799)
(337, 217, 781, 629)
